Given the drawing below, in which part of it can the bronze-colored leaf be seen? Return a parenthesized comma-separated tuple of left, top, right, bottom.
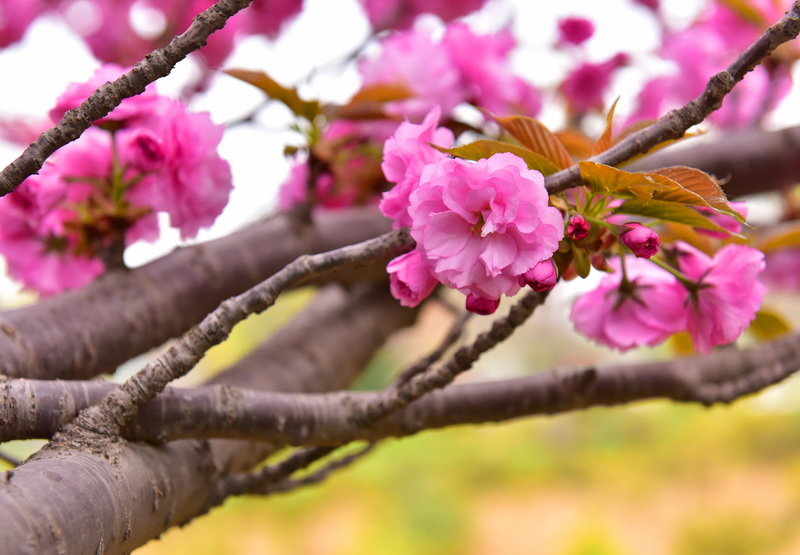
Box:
(495, 115, 574, 170)
(225, 68, 320, 121)
(592, 98, 620, 156)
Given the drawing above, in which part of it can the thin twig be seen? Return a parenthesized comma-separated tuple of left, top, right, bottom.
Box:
(255, 443, 379, 496)
(0, 0, 255, 196)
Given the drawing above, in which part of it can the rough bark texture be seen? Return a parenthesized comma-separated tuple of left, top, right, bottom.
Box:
(0, 284, 416, 554)
(0, 207, 390, 380)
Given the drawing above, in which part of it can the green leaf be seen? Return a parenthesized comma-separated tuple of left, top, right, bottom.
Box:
(433, 140, 562, 175)
(225, 68, 320, 121)
(615, 199, 731, 233)
(749, 309, 792, 341)
(578, 162, 674, 199)
(572, 247, 592, 279)
(494, 115, 574, 170)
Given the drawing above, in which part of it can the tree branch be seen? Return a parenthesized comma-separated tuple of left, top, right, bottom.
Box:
(4, 327, 799, 445)
(0, 206, 391, 380)
(50, 229, 413, 447)
(0, 0, 255, 196)
(0, 284, 416, 553)
(544, 2, 800, 194)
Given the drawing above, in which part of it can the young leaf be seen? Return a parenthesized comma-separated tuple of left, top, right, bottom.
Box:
(578, 162, 673, 198)
(433, 140, 562, 175)
(225, 68, 320, 121)
(555, 129, 594, 160)
(329, 83, 414, 120)
(646, 166, 742, 220)
(494, 115, 574, 170)
(615, 199, 732, 233)
(592, 97, 620, 156)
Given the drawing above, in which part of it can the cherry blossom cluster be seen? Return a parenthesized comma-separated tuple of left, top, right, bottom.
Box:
(379, 108, 563, 314)
(571, 244, 766, 354)
(0, 65, 232, 295)
(359, 22, 541, 120)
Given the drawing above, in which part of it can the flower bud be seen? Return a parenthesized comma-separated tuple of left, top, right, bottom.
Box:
(466, 294, 500, 315)
(567, 215, 590, 241)
(521, 259, 558, 292)
(619, 222, 659, 258)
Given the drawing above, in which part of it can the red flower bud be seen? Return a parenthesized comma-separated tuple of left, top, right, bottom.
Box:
(567, 215, 590, 241)
(466, 294, 500, 315)
(619, 222, 660, 258)
(521, 259, 558, 292)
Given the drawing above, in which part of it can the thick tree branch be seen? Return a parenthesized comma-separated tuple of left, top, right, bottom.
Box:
(545, 2, 800, 194)
(50, 229, 412, 448)
(4, 327, 799, 445)
(0, 206, 391, 380)
(0, 284, 416, 553)
(0, 0, 255, 196)
(626, 125, 800, 198)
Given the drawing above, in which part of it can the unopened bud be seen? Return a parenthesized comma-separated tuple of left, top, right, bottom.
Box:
(466, 294, 500, 315)
(568, 215, 590, 241)
(619, 222, 659, 258)
(521, 259, 558, 292)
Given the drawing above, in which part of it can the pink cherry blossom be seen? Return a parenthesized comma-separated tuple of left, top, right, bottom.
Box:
(132, 101, 232, 239)
(380, 106, 454, 228)
(619, 222, 659, 258)
(442, 23, 541, 116)
(359, 27, 463, 119)
(673, 242, 766, 353)
(570, 257, 687, 351)
(386, 249, 438, 307)
(0, 172, 104, 296)
(560, 53, 628, 113)
(557, 17, 595, 47)
(360, 0, 488, 32)
(0, 0, 44, 47)
(763, 248, 800, 291)
(407, 152, 564, 302)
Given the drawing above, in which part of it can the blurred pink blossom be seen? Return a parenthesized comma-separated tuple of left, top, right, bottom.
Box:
(557, 17, 595, 47)
(570, 257, 687, 351)
(360, 0, 487, 32)
(560, 53, 628, 113)
(442, 23, 541, 116)
(674, 241, 766, 353)
(359, 27, 463, 119)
